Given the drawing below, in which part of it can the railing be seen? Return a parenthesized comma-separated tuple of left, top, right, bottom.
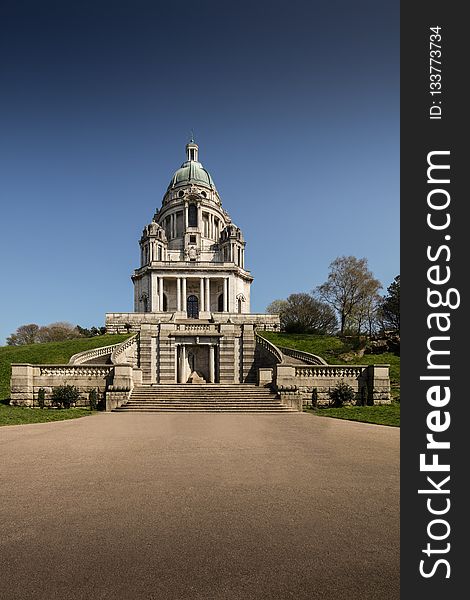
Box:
(278, 346, 327, 366)
(69, 343, 122, 365)
(111, 334, 139, 364)
(39, 365, 113, 377)
(255, 333, 283, 364)
(295, 365, 367, 379)
(176, 324, 212, 332)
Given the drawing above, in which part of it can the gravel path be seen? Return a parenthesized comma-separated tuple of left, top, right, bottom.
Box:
(0, 412, 399, 600)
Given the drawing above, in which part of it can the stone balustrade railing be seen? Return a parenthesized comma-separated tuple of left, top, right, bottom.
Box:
(295, 365, 367, 379)
(176, 324, 212, 332)
(111, 334, 139, 364)
(255, 333, 283, 364)
(278, 346, 327, 366)
(39, 365, 113, 377)
(69, 342, 122, 364)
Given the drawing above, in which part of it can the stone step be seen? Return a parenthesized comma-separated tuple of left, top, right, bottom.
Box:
(115, 408, 296, 413)
(125, 402, 286, 407)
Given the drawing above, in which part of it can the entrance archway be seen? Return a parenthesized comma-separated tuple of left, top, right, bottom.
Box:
(187, 295, 199, 319)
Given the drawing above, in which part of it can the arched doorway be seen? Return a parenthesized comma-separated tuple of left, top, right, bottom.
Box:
(187, 295, 199, 319)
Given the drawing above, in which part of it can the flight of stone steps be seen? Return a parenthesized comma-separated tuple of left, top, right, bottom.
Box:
(113, 384, 298, 413)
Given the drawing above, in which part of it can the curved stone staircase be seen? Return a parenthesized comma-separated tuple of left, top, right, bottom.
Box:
(113, 384, 298, 413)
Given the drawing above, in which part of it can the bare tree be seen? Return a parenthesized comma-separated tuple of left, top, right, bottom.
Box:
(37, 322, 83, 343)
(6, 323, 40, 346)
(316, 256, 382, 335)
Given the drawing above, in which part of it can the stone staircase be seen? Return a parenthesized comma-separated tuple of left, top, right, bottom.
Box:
(113, 384, 298, 413)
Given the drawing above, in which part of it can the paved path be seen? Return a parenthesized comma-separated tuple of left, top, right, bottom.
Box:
(1, 413, 399, 600)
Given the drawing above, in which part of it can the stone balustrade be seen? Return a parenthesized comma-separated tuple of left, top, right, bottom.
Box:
(255, 333, 283, 364)
(68, 343, 121, 364)
(295, 365, 367, 379)
(10, 363, 113, 406)
(274, 363, 390, 406)
(111, 333, 139, 365)
(279, 346, 327, 366)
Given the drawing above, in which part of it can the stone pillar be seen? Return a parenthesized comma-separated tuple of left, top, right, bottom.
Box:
(182, 278, 187, 312)
(209, 345, 215, 383)
(197, 204, 202, 230)
(179, 345, 186, 383)
(205, 278, 210, 312)
(184, 202, 188, 230)
(177, 277, 181, 311)
(199, 277, 205, 311)
(152, 272, 159, 311)
(159, 277, 164, 311)
(224, 278, 229, 312)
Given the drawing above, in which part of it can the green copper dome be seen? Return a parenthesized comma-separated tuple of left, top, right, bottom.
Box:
(168, 160, 216, 190)
(167, 141, 217, 191)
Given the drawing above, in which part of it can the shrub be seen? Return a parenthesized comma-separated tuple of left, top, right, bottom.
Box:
(328, 382, 355, 407)
(51, 385, 80, 409)
(311, 388, 318, 408)
(88, 388, 98, 411)
(37, 388, 46, 409)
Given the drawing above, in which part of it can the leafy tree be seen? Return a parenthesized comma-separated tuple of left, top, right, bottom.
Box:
(316, 256, 382, 335)
(380, 275, 400, 331)
(268, 294, 337, 334)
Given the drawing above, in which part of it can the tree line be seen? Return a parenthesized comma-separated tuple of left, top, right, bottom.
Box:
(267, 256, 399, 336)
(6, 322, 107, 346)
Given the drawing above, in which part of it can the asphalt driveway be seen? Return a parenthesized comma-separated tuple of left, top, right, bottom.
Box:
(0, 412, 399, 600)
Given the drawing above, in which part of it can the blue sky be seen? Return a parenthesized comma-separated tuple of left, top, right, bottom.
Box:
(0, 0, 399, 344)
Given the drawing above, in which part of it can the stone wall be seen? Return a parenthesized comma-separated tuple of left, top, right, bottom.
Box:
(274, 364, 391, 406)
(10, 364, 113, 407)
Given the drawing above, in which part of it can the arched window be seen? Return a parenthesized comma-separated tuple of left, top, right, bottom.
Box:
(187, 295, 199, 319)
(237, 294, 245, 314)
(218, 294, 224, 312)
(188, 204, 197, 227)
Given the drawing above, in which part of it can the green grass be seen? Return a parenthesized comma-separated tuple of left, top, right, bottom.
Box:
(0, 334, 130, 403)
(306, 402, 400, 427)
(0, 405, 95, 427)
(260, 331, 400, 401)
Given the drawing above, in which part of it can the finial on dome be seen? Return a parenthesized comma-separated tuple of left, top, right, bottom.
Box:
(186, 135, 199, 162)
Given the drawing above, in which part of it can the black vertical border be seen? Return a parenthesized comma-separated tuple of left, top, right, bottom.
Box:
(401, 2, 466, 597)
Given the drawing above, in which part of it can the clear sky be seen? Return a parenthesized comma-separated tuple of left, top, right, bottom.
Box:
(0, 0, 399, 344)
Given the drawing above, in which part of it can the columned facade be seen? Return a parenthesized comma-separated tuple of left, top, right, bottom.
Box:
(108, 140, 279, 384)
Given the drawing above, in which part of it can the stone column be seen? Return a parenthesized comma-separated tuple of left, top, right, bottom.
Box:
(179, 345, 186, 383)
(197, 204, 202, 230)
(152, 272, 159, 311)
(224, 278, 229, 312)
(209, 345, 215, 383)
(184, 202, 188, 230)
(177, 277, 181, 311)
(159, 277, 164, 311)
(182, 278, 187, 312)
(205, 277, 210, 312)
(199, 277, 205, 311)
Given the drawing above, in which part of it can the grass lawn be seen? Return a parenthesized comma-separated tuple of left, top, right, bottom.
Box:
(260, 331, 400, 402)
(0, 334, 130, 403)
(0, 405, 95, 427)
(306, 403, 400, 427)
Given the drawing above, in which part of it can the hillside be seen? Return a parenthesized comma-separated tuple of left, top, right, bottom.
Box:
(260, 332, 400, 401)
(0, 334, 131, 402)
